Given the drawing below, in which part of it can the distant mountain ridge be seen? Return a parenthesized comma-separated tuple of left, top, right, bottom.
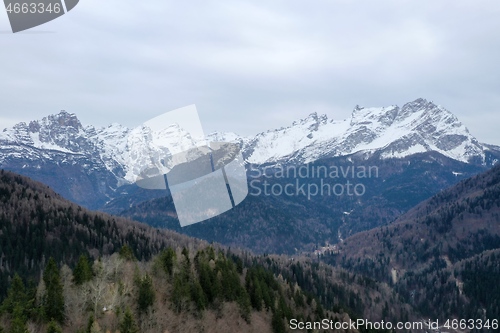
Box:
(237, 98, 498, 165)
(0, 98, 498, 210)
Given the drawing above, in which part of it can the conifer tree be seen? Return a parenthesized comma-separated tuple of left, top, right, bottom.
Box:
(198, 262, 216, 303)
(1, 274, 27, 315)
(73, 255, 93, 285)
(271, 308, 285, 333)
(43, 258, 65, 323)
(137, 274, 155, 313)
(119, 308, 139, 333)
(9, 305, 28, 333)
(190, 280, 207, 311)
(237, 288, 252, 323)
(247, 276, 263, 311)
(171, 274, 189, 313)
(162, 247, 176, 276)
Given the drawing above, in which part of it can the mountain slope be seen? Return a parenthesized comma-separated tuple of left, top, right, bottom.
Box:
(0, 169, 206, 299)
(337, 163, 500, 268)
(0, 171, 421, 333)
(331, 163, 500, 325)
(118, 151, 489, 254)
(0, 170, 330, 333)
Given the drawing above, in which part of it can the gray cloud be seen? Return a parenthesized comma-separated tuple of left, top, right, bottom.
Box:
(0, 0, 499, 144)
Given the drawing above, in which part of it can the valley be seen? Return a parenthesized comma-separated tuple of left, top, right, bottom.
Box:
(0, 99, 499, 332)
(1, 99, 498, 254)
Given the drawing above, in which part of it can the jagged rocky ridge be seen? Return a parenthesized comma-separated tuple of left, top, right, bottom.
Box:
(0, 98, 498, 210)
(238, 98, 496, 165)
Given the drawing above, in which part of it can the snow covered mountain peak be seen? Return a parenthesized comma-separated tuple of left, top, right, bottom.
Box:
(0, 99, 497, 191)
(1, 110, 91, 154)
(41, 110, 83, 130)
(242, 98, 488, 165)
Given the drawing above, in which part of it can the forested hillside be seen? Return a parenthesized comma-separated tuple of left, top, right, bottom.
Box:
(0, 170, 412, 332)
(1, 245, 359, 333)
(119, 152, 487, 255)
(328, 163, 500, 330)
(0, 169, 207, 300)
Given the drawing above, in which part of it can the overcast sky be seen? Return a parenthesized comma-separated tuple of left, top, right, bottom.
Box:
(1, 0, 499, 144)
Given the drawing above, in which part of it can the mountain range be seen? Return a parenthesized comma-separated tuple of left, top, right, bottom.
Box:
(236, 98, 497, 166)
(1, 98, 498, 208)
(1, 98, 499, 253)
